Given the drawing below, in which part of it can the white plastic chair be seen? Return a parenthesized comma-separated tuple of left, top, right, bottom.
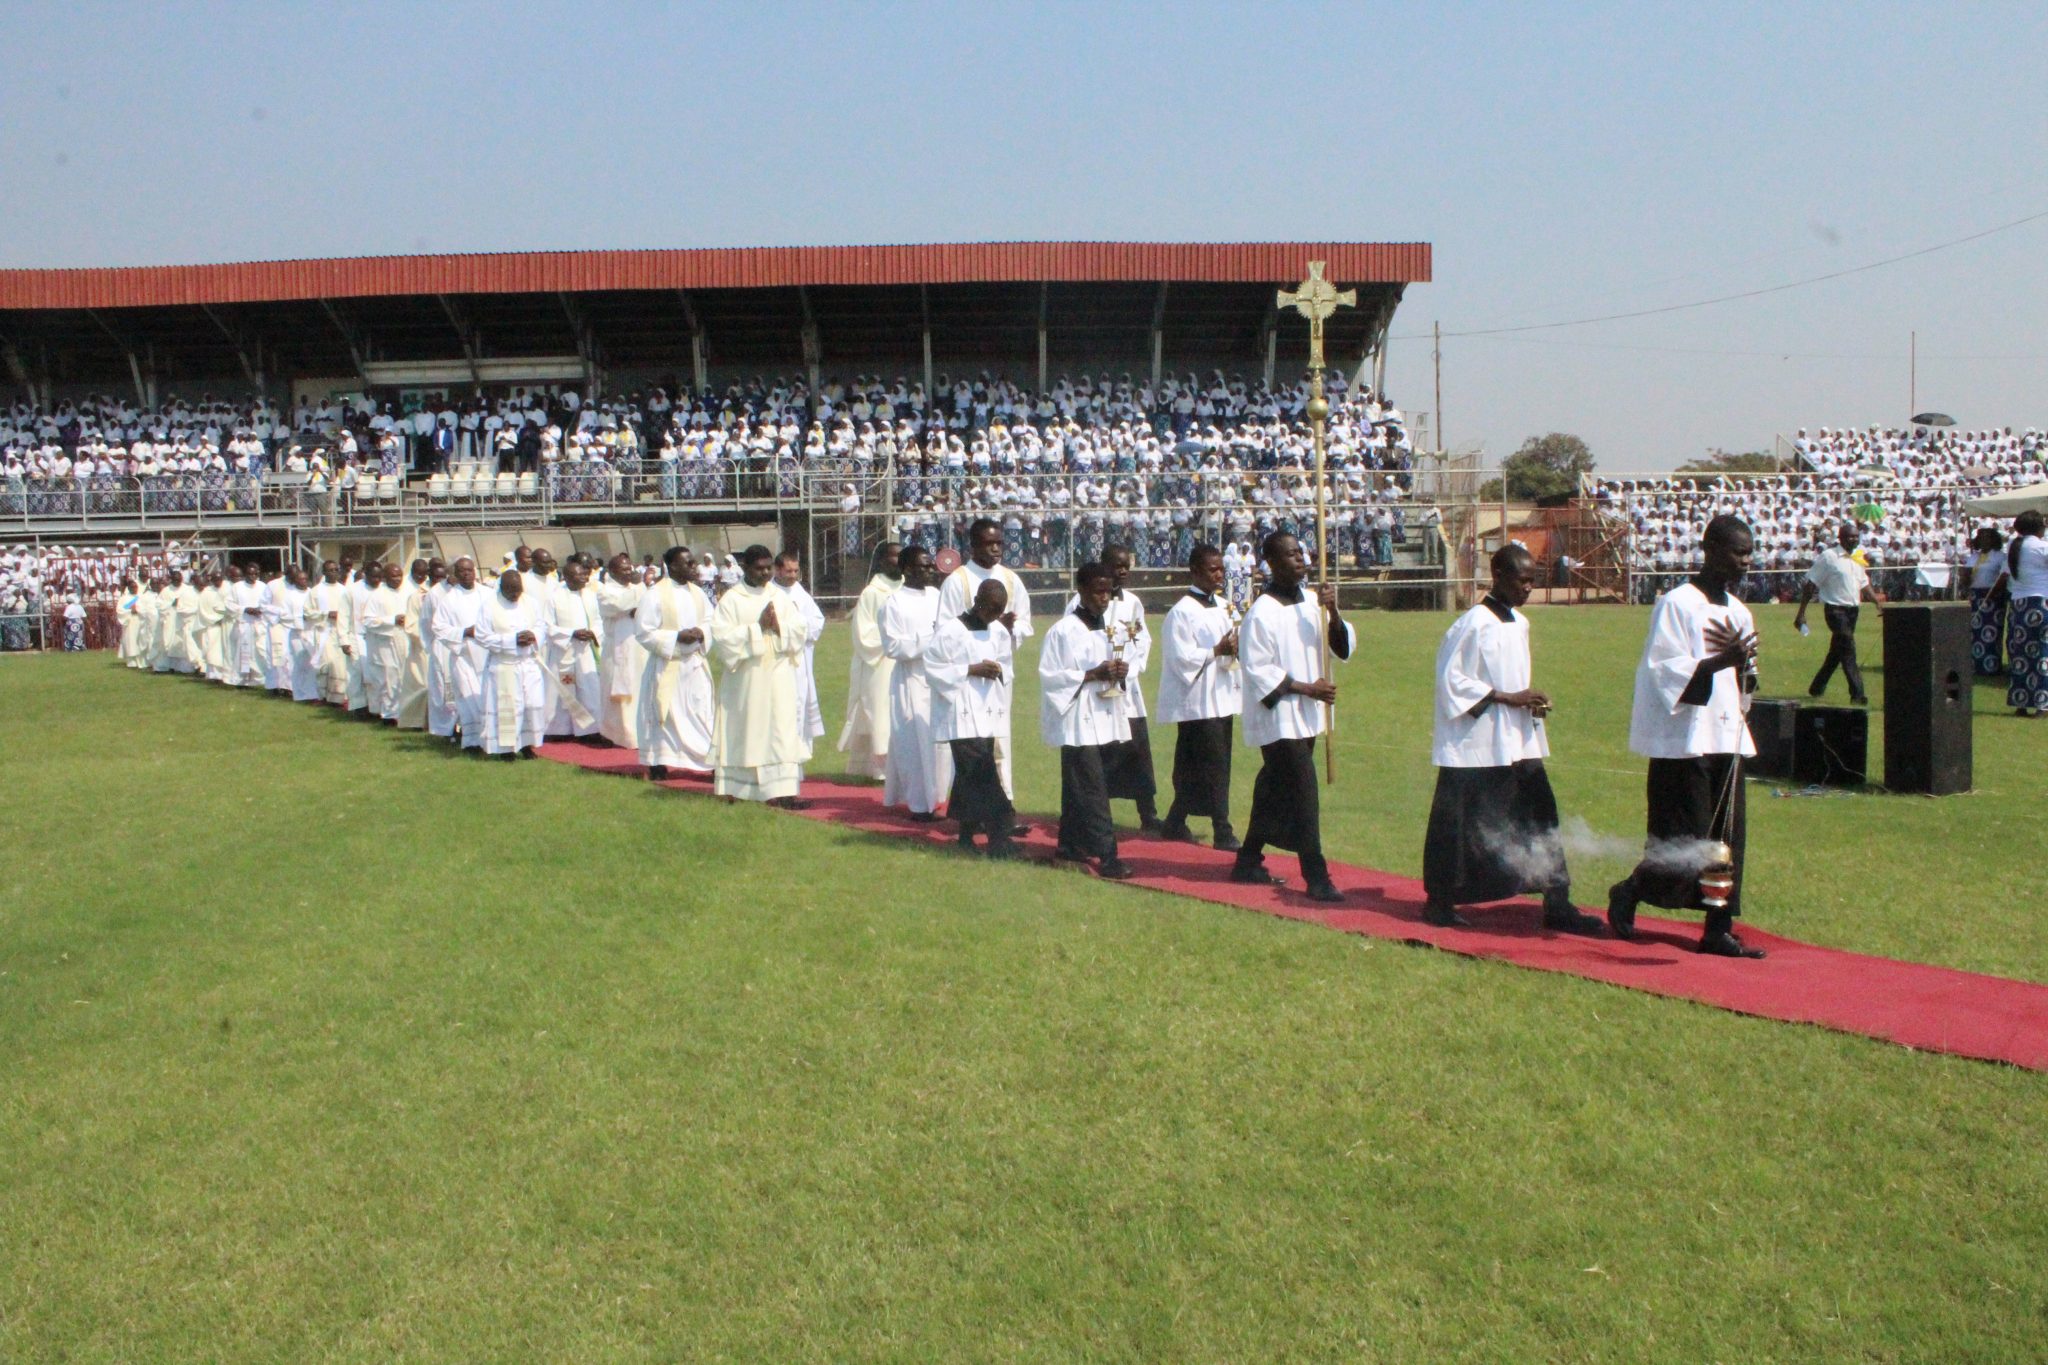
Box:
(449, 472, 474, 500)
(516, 472, 540, 499)
(426, 473, 450, 502)
(494, 472, 518, 500)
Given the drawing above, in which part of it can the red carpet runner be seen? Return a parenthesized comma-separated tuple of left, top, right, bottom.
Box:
(538, 741, 2048, 1072)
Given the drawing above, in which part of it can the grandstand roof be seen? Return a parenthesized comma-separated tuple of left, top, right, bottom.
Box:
(0, 242, 1429, 310)
(0, 242, 1428, 388)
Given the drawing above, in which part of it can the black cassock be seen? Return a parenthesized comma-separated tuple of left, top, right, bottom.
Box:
(1103, 715, 1158, 807)
(947, 736, 1014, 834)
(1422, 759, 1568, 906)
(1058, 745, 1120, 861)
(1240, 737, 1329, 884)
(1627, 754, 1747, 916)
(1166, 716, 1233, 826)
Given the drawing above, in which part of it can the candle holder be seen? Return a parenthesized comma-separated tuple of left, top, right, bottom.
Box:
(1100, 620, 1135, 699)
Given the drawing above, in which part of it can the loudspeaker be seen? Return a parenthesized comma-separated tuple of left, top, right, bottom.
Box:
(1746, 698, 1801, 779)
(1883, 604, 1973, 794)
(1793, 704, 1868, 786)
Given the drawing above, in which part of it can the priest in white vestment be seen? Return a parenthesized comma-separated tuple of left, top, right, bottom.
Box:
(634, 547, 717, 777)
(344, 564, 377, 715)
(360, 563, 412, 723)
(430, 558, 489, 748)
(394, 562, 431, 729)
(546, 558, 606, 740)
(1421, 545, 1601, 934)
(475, 570, 549, 756)
(774, 550, 828, 743)
(925, 577, 1018, 855)
(303, 563, 353, 705)
(595, 553, 647, 748)
(1608, 515, 1765, 958)
(879, 545, 950, 818)
(937, 518, 1032, 797)
(228, 565, 266, 686)
(1064, 544, 1159, 830)
(708, 545, 813, 805)
(837, 543, 901, 778)
(262, 571, 295, 691)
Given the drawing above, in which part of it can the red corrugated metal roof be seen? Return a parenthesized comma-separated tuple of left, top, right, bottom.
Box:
(0, 241, 1430, 310)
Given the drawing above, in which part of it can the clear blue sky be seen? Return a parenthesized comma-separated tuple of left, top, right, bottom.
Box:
(4, 1, 2044, 470)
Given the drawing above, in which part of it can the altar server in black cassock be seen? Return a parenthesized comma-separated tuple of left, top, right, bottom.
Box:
(1039, 562, 1137, 881)
(1156, 544, 1242, 850)
(1421, 544, 1603, 933)
(1231, 532, 1353, 904)
(1065, 545, 1159, 832)
(925, 579, 1018, 857)
(1608, 515, 1767, 958)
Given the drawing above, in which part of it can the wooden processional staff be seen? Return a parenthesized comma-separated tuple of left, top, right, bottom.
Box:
(1276, 262, 1355, 785)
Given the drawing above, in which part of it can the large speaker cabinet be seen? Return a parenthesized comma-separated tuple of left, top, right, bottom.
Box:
(1882, 605, 1973, 795)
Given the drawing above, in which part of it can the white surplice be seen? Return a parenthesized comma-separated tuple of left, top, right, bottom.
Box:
(1432, 600, 1548, 768)
(1238, 587, 1355, 749)
(1038, 611, 1133, 749)
(1627, 582, 1756, 760)
(1155, 588, 1242, 724)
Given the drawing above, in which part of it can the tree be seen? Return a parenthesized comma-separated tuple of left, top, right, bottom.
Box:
(1489, 433, 1595, 502)
(1672, 449, 1787, 480)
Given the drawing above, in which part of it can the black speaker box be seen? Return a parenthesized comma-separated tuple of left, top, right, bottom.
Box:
(1746, 698, 1801, 779)
(1793, 705, 1868, 786)
(1882, 604, 1973, 794)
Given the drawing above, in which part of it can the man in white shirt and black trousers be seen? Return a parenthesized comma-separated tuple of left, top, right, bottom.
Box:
(1156, 543, 1242, 850)
(1609, 515, 1766, 958)
(1793, 523, 1882, 705)
(1421, 544, 1603, 933)
(1230, 531, 1353, 904)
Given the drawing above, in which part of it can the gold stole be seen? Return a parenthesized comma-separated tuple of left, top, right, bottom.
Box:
(652, 580, 693, 728)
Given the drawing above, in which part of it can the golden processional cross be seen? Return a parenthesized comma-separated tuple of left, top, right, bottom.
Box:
(1277, 261, 1355, 784)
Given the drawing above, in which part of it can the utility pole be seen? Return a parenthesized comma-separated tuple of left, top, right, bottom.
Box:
(1433, 320, 1443, 455)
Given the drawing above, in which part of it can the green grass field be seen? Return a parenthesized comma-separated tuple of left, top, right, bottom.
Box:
(3, 603, 2044, 1362)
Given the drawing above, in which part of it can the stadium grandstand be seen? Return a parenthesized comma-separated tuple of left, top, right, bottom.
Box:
(1591, 422, 2047, 602)
(1, 240, 1467, 642)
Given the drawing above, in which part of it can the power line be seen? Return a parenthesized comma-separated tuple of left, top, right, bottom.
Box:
(1391, 206, 2048, 341)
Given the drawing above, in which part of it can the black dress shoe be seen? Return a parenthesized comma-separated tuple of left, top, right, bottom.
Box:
(1542, 906, 1607, 936)
(1211, 831, 1243, 852)
(1098, 858, 1137, 880)
(1422, 903, 1470, 927)
(1304, 881, 1345, 904)
(1606, 881, 1639, 940)
(1156, 822, 1198, 844)
(1009, 823, 1032, 839)
(647, 765, 669, 781)
(1138, 817, 1166, 836)
(1698, 930, 1766, 959)
(906, 810, 942, 824)
(768, 796, 813, 811)
(984, 841, 1023, 861)
(1229, 864, 1285, 887)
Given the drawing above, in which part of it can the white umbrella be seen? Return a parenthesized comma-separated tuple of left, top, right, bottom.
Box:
(1962, 482, 2048, 516)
